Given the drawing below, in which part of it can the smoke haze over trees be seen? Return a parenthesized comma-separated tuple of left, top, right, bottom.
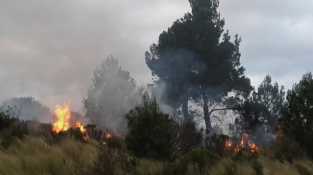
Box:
(84, 56, 143, 135)
(0, 97, 52, 123)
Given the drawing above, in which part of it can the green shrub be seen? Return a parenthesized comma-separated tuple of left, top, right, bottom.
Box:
(0, 112, 28, 148)
(126, 97, 178, 160)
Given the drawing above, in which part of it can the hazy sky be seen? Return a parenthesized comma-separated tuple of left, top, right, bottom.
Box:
(1, 0, 313, 111)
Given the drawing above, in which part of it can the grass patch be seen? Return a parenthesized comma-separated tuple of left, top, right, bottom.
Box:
(0, 136, 98, 175)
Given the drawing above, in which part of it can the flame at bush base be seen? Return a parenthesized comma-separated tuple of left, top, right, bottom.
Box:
(224, 133, 260, 155)
(75, 122, 87, 134)
(52, 104, 71, 134)
(52, 104, 88, 140)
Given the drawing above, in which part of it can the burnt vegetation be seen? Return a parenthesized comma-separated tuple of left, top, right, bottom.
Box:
(1, 0, 313, 175)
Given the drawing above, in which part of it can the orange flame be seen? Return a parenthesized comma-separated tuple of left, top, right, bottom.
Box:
(52, 104, 89, 141)
(224, 133, 260, 155)
(52, 104, 71, 134)
(75, 122, 87, 134)
(105, 133, 112, 139)
(225, 139, 233, 149)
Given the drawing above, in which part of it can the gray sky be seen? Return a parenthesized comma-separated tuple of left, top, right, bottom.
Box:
(0, 0, 313, 111)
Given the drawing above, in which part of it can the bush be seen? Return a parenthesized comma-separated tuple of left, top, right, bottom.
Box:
(0, 112, 28, 147)
(126, 97, 178, 160)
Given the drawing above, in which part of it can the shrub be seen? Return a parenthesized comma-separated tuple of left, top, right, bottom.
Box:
(0, 112, 28, 147)
(126, 97, 178, 160)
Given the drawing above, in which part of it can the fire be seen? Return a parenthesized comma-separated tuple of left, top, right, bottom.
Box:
(52, 104, 88, 141)
(225, 139, 233, 149)
(75, 122, 87, 134)
(105, 132, 112, 140)
(52, 104, 71, 134)
(224, 133, 260, 155)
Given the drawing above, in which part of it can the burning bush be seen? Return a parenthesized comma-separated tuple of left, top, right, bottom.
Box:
(223, 134, 260, 156)
(51, 104, 89, 142)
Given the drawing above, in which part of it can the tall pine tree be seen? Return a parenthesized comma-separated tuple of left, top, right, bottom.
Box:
(146, 0, 251, 134)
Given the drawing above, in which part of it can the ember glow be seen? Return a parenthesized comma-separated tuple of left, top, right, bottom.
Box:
(52, 104, 71, 134)
(224, 133, 260, 155)
(105, 132, 112, 140)
(75, 122, 87, 134)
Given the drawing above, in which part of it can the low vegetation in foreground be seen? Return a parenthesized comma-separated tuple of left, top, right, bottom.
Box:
(1, 136, 313, 175)
(1, 105, 313, 175)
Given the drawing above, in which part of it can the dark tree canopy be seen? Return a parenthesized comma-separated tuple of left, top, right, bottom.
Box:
(238, 75, 286, 133)
(283, 73, 313, 158)
(145, 0, 251, 133)
(125, 97, 178, 160)
(255, 76, 286, 118)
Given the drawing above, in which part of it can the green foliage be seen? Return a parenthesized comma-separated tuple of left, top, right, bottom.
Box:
(0, 112, 28, 148)
(146, 0, 251, 131)
(238, 75, 286, 133)
(283, 73, 313, 158)
(126, 97, 178, 160)
(0, 111, 17, 131)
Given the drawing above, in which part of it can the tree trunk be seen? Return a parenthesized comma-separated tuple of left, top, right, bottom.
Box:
(202, 94, 212, 134)
(182, 94, 189, 120)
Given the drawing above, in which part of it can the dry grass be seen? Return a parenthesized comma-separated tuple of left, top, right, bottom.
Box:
(0, 136, 98, 175)
(0, 137, 313, 175)
(209, 157, 313, 175)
